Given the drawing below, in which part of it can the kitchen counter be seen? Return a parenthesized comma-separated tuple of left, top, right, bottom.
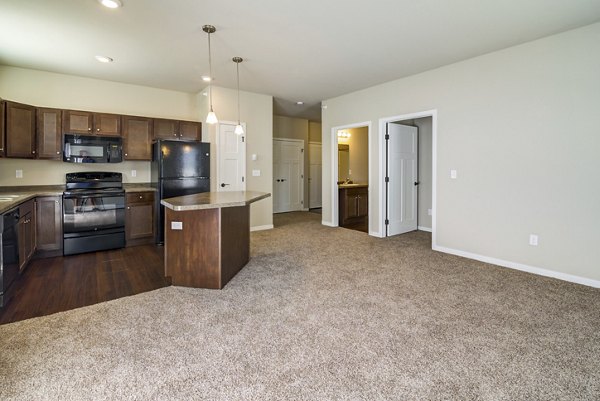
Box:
(161, 191, 270, 211)
(0, 184, 156, 214)
(162, 191, 271, 289)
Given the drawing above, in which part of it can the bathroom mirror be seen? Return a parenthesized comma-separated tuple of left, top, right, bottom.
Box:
(338, 144, 349, 182)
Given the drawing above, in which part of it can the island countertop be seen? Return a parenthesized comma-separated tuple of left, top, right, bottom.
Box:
(161, 191, 271, 211)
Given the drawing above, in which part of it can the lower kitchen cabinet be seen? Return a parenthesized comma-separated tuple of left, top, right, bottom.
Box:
(35, 196, 63, 257)
(126, 192, 155, 246)
(18, 199, 36, 271)
(339, 186, 368, 228)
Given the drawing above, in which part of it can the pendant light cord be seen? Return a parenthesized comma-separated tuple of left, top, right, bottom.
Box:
(236, 61, 241, 124)
(208, 30, 214, 112)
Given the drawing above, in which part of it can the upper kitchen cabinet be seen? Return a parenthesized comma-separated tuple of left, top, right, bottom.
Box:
(0, 100, 5, 157)
(63, 110, 121, 136)
(5, 101, 36, 159)
(63, 110, 93, 134)
(93, 113, 121, 136)
(123, 116, 153, 160)
(36, 108, 62, 160)
(153, 118, 180, 140)
(179, 121, 202, 141)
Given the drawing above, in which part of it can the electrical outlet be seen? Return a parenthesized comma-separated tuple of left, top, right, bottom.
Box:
(171, 221, 183, 230)
(428, 209, 432, 216)
(450, 169, 457, 179)
(16, 170, 23, 178)
(529, 234, 539, 246)
(252, 169, 261, 177)
(349, 169, 352, 175)
(131, 170, 137, 177)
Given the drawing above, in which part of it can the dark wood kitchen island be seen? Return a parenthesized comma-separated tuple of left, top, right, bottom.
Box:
(161, 191, 270, 289)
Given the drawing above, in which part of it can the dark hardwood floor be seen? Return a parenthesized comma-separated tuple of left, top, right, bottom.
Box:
(0, 245, 168, 325)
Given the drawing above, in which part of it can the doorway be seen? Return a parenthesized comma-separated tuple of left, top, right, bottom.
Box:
(273, 138, 304, 213)
(379, 111, 436, 243)
(308, 142, 322, 209)
(216, 122, 246, 192)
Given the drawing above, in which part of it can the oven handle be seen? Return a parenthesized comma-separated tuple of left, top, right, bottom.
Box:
(63, 193, 124, 199)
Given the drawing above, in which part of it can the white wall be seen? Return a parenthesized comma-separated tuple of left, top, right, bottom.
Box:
(322, 23, 600, 284)
(201, 86, 273, 229)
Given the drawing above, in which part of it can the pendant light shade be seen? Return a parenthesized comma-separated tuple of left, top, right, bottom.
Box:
(233, 56, 244, 135)
(203, 25, 218, 124)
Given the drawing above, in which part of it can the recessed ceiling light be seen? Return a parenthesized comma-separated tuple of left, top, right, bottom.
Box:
(296, 101, 304, 105)
(201, 76, 212, 82)
(99, 0, 122, 8)
(95, 55, 114, 63)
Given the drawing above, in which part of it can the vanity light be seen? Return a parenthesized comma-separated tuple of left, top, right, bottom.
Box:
(233, 57, 244, 135)
(201, 76, 212, 82)
(203, 25, 218, 124)
(337, 131, 351, 138)
(95, 55, 114, 63)
(99, 0, 122, 9)
(296, 101, 304, 105)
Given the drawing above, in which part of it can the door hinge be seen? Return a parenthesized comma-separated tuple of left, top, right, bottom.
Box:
(385, 176, 389, 183)
(301, 200, 303, 204)
(241, 136, 245, 142)
(385, 134, 390, 140)
(301, 148, 304, 153)
(385, 219, 389, 225)
(301, 174, 304, 179)
(242, 177, 245, 182)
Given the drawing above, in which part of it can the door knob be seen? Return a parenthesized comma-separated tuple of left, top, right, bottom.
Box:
(220, 183, 230, 187)
(414, 181, 420, 186)
(281, 179, 287, 182)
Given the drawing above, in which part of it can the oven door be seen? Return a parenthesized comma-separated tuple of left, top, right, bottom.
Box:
(63, 192, 125, 234)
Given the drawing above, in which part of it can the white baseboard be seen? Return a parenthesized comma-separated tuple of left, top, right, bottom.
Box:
(302, 208, 309, 211)
(433, 245, 600, 288)
(322, 220, 337, 227)
(369, 230, 384, 238)
(250, 224, 274, 232)
(418, 226, 432, 232)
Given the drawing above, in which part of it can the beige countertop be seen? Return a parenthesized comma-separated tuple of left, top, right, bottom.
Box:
(161, 191, 271, 211)
(338, 183, 369, 189)
(0, 184, 156, 214)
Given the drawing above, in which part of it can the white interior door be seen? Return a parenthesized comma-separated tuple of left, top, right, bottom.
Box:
(273, 139, 304, 213)
(217, 123, 246, 192)
(386, 123, 418, 236)
(308, 142, 322, 208)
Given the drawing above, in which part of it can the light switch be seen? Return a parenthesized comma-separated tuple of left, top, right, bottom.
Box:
(131, 169, 137, 177)
(171, 221, 183, 230)
(16, 170, 23, 178)
(529, 234, 539, 246)
(252, 169, 261, 177)
(252, 154, 258, 161)
(450, 169, 457, 179)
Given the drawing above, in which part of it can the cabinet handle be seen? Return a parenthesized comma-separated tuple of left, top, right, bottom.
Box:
(0, 148, 3, 151)
(127, 207, 130, 210)
(88, 128, 92, 131)
(32, 150, 36, 154)
(125, 153, 128, 156)
(139, 195, 142, 199)
(97, 128, 100, 132)
(56, 151, 60, 154)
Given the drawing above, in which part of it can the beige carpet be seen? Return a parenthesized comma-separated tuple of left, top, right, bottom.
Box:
(1, 212, 599, 400)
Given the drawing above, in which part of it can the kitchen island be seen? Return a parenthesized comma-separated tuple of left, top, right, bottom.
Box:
(161, 191, 270, 289)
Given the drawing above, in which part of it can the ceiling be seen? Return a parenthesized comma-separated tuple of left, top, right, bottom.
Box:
(1, 1, 599, 122)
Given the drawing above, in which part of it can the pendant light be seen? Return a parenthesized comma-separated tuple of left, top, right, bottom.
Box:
(233, 57, 244, 135)
(203, 25, 218, 124)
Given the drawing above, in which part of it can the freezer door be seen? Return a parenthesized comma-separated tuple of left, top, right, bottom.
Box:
(158, 141, 210, 179)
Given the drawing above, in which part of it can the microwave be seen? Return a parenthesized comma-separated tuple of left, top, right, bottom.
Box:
(63, 134, 123, 163)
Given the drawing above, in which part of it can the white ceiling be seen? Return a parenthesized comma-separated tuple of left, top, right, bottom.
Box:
(1, 0, 599, 121)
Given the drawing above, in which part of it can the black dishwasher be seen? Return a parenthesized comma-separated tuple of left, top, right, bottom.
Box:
(1, 208, 20, 307)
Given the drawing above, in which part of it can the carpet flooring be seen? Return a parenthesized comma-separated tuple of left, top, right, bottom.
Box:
(1, 212, 599, 400)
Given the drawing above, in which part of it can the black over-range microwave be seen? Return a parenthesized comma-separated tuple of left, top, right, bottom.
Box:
(63, 134, 123, 163)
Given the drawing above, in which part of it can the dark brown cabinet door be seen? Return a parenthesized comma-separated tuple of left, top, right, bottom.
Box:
(126, 192, 155, 246)
(346, 193, 359, 219)
(123, 116, 152, 160)
(18, 200, 36, 272)
(36, 108, 62, 160)
(357, 193, 368, 217)
(36, 196, 63, 253)
(179, 121, 202, 141)
(0, 101, 5, 157)
(64, 110, 93, 134)
(94, 113, 121, 136)
(6, 101, 36, 158)
(153, 118, 179, 140)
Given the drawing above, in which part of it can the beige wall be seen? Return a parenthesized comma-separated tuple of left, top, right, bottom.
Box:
(309, 121, 322, 143)
(273, 115, 310, 210)
(322, 23, 600, 283)
(0, 65, 200, 185)
(202, 86, 273, 229)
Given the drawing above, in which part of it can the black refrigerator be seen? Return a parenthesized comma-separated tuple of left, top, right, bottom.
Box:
(151, 140, 210, 243)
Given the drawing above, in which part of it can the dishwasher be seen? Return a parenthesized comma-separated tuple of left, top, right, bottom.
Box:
(0, 208, 20, 307)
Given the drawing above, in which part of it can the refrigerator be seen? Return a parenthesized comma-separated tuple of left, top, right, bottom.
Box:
(151, 140, 210, 243)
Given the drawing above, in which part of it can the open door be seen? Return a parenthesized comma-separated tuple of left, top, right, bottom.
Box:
(386, 123, 418, 236)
